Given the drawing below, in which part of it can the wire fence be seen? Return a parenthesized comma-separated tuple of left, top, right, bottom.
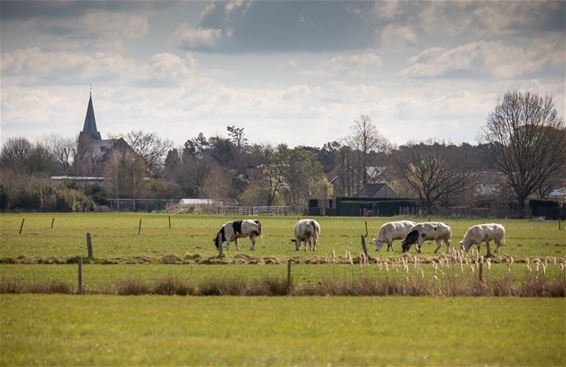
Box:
(2, 253, 565, 296)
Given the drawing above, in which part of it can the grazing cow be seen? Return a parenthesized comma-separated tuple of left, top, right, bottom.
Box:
(291, 219, 321, 251)
(402, 222, 452, 254)
(374, 220, 417, 252)
(460, 223, 505, 256)
(213, 220, 262, 251)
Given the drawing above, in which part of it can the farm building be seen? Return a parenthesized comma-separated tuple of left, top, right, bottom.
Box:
(309, 183, 418, 216)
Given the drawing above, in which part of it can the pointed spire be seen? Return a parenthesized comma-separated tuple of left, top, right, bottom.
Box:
(81, 88, 101, 140)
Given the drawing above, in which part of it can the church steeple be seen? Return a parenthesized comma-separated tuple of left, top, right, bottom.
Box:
(81, 88, 101, 140)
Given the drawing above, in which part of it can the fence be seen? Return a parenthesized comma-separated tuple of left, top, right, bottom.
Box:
(221, 206, 306, 216)
(2, 254, 564, 297)
(399, 206, 533, 219)
(107, 199, 179, 212)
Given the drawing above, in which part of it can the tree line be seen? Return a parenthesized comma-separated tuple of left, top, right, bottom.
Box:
(0, 90, 564, 212)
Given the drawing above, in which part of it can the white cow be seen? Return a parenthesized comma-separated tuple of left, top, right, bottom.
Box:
(402, 222, 452, 254)
(374, 220, 417, 252)
(213, 220, 262, 251)
(460, 223, 505, 256)
(291, 219, 321, 251)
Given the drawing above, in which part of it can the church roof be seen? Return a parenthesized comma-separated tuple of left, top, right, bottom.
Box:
(82, 93, 101, 140)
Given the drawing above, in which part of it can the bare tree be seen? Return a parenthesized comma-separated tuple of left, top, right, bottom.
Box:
(394, 141, 470, 215)
(0, 137, 32, 173)
(39, 134, 75, 175)
(201, 164, 231, 201)
(285, 148, 326, 206)
(483, 91, 566, 211)
(347, 115, 391, 185)
(258, 145, 289, 206)
(124, 131, 174, 176)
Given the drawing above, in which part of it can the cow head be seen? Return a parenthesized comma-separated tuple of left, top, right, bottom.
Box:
(290, 239, 300, 251)
(402, 230, 419, 252)
(254, 220, 262, 236)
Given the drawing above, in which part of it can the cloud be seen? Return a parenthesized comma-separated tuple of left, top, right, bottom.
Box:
(1, 2, 153, 51)
(317, 52, 383, 76)
(174, 1, 376, 52)
(1, 48, 196, 86)
(400, 41, 560, 79)
(171, 23, 227, 50)
(380, 24, 416, 49)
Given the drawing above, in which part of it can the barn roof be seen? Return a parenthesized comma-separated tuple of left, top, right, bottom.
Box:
(353, 183, 399, 199)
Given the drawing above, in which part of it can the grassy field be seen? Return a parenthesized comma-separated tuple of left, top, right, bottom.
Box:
(1, 213, 565, 259)
(1, 213, 564, 366)
(1, 295, 564, 366)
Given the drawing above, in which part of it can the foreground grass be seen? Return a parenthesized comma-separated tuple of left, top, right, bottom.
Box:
(1, 213, 565, 259)
(1, 295, 564, 366)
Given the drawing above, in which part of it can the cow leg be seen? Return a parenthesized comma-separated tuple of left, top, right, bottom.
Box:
(433, 240, 442, 254)
(494, 240, 501, 254)
(250, 235, 256, 251)
(387, 240, 392, 252)
(295, 239, 300, 251)
(234, 238, 239, 251)
(445, 238, 451, 253)
(226, 240, 230, 251)
(485, 241, 491, 257)
(416, 239, 423, 254)
(313, 238, 317, 251)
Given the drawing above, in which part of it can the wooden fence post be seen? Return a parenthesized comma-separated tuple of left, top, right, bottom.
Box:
(19, 218, 25, 235)
(168, 216, 171, 229)
(50, 217, 55, 229)
(361, 235, 368, 259)
(86, 233, 93, 259)
(360, 221, 369, 258)
(287, 259, 292, 294)
(138, 218, 142, 235)
(77, 257, 83, 294)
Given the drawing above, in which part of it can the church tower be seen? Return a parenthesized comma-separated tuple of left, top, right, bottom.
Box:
(79, 90, 101, 141)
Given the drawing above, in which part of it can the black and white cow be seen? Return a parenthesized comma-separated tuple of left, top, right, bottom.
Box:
(401, 222, 452, 254)
(213, 220, 262, 251)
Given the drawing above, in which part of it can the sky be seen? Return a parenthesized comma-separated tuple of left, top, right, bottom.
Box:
(1, 0, 565, 148)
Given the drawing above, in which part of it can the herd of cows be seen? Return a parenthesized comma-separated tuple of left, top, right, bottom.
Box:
(213, 219, 506, 256)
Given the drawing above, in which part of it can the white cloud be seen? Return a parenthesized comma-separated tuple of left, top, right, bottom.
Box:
(304, 52, 383, 76)
(171, 23, 227, 50)
(23, 11, 149, 51)
(380, 24, 416, 49)
(147, 53, 195, 81)
(400, 41, 556, 79)
(1, 48, 196, 86)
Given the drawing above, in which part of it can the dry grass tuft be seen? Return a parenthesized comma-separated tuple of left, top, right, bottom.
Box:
(116, 280, 150, 295)
(152, 277, 194, 295)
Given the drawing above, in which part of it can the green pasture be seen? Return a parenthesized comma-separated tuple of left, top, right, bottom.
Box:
(1, 213, 565, 259)
(1, 295, 564, 366)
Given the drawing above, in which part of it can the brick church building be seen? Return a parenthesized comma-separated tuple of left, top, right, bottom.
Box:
(74, 92, 133, 176)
